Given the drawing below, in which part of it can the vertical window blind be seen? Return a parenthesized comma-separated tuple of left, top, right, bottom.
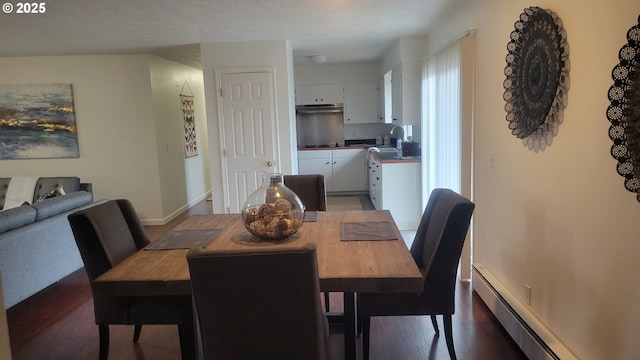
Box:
(421, 37, 462, 206)
(421, 31, 475, 278)
(421, 31, 475, 207)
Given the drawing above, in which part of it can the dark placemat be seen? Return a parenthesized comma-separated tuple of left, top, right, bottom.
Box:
(340, 222, 398, 241)
(145, 229, 222, 250)
(304, 210, 318, 222)
(231, 232, 301, 246)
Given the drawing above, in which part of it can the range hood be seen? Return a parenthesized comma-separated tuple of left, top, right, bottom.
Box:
(295, 103, 344, 147)
(295, 103, 343, 114)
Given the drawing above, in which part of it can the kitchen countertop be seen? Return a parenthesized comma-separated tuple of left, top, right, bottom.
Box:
(297, 145, 368, 151)
(297, 145, 420, 163)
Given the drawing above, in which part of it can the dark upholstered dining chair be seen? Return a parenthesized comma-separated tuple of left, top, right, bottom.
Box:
(357, 189, 475, 360)
(68, 199, 196, 360)
(283, 174, 333, 311)
(283, 174, 327, 212)
(187, 242, 327, 360)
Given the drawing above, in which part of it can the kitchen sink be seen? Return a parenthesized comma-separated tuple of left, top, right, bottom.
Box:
(368, 146, 398, 153)
(374, 152, 398, 160)
(397, 156, 420, 160)
(372, 151, 421, 160)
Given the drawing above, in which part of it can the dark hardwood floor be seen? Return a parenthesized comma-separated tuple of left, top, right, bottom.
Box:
(7, 197, 528, 360)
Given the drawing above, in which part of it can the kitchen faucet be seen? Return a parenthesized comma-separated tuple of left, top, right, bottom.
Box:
(390, 125, 404, 141)
(390, 125, 404, 157)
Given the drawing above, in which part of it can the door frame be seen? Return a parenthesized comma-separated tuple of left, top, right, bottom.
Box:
(214, 66, 281, 213)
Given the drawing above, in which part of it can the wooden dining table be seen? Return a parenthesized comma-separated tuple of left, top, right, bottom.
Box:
(93, 210, 423, 360)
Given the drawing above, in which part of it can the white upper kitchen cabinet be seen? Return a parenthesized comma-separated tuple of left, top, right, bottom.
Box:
(343, 83, 378, 124)
(391, 63, 403, 124)
(377, 77, 385, 123)
(390, 61, 421, 126)
(295, 84, 344, 105)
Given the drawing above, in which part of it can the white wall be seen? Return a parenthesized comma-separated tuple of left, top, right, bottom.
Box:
(380, 35, 428, 74)
(0, 55, 210, 223)
(294, 62, 379, 85)
(201, 40, 296, 213)
(149, 56, 211, 222)
(427, 1, 640, 359)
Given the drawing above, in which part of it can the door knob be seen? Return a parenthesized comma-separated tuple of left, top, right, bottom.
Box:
(266, 160, 274, 167)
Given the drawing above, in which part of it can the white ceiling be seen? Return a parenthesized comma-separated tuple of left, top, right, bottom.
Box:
(0, 0, 464, 69)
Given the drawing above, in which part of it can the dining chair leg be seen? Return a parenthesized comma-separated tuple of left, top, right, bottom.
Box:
(98, 324, 109, 360)
(133, 325, 142, 342)
(344, 292, 357, 360)
(430, 314, 440, 336)
(178, 300, 198, 360)
(362, 316, 371, 360)
(443, 314, 457, 360)
(324, 292, 330, 312)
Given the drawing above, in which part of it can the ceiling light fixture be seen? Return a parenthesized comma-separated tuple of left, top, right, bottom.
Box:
(308, 55, 327, 64)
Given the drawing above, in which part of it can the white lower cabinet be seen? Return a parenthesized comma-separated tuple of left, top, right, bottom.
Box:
(368, 158, 382, 209)
(368, 158, 421, 230)
(331, 149, 366, 192)
(298, 150, 333, 182)
(299, 149, 367, 192)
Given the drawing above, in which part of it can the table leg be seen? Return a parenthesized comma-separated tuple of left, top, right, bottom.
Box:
(344, 292, 356, 360)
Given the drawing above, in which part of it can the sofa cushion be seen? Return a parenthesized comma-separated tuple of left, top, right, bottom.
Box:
(0, 205, 37, 233)
(32, 191, 93, 221)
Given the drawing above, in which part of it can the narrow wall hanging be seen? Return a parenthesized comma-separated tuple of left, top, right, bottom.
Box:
(503, 6, 570, 152)
(607, 15, 640, 202)
(180, 81, 198, 158)
(0, 84, 79, 159)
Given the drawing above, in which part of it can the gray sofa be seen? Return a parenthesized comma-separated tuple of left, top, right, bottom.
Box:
(0, 177, 105, 309)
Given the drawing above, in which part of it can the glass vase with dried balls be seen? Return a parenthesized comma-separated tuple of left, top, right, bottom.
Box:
(241, 173, 305, 240)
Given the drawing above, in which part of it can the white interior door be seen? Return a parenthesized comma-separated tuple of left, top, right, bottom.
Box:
(220, 71, 278, 213)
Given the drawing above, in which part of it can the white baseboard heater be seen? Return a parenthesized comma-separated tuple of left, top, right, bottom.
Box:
(472, 263, 577, 360)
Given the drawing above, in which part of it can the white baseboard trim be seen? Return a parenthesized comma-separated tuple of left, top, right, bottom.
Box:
(472, 263, 577, 360)
(141, 191, 212, 226)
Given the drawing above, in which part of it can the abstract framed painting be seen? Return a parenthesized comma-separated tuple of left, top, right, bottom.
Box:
(0, 84, 79, 159)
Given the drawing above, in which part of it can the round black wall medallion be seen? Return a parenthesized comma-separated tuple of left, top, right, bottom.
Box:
(607, 15, 640, 202)
(503, 7, 570, 152)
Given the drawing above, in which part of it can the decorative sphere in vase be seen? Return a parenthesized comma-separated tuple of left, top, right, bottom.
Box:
(241, 173, 305, 240)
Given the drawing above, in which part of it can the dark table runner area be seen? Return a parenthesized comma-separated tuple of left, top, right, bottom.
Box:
(145, 229, 222, 250)
(340, 221, 398, 241)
